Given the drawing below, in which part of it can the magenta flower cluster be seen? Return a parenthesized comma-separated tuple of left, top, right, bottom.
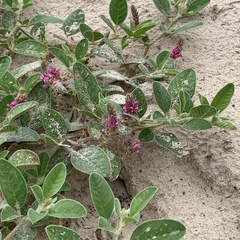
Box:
(123, 100, 138, 116)
(170, 46, 182, 60)
(40, 67, 61, 87)
(103, 104, 119, 136)
(133, 138, 141, 155)
(8, 94, 26, 109)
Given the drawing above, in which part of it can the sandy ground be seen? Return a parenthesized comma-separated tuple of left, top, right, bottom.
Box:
(18, 0, 240, 239)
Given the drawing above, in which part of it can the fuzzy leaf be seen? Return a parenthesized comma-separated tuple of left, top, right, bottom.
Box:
(42, 109, 67, 141)
(28, 208, 48, 224)
(1, 205, 21, 222)
(0, 159, 27, 208)
(155, 133, 182, 156)
(168, 69, 196, 99)
(88, 123, 104, 140)
(156, 51, 170, 69)
(100, 15, 115, 32)
(90, 172, 114, 220)
(71, 146, 111, 177)
(174, 20, 203, 32)
(48, 199, 86, 218)
(46, 225, 83, 240)
(98, 217, 115, 233)
(189, 105, 217, 118)
(30, 22, 45, 41)
(63, 9, 85, 36)
(30, 15, 63, 24)
(13, 40, 47, 57)
(186, 0, 211, 14)
(152, 0, 170, 16)
(138, 129, 154, 142)
(0, 71, 18, 94)
(9, 149, 40, 167)
(130, 219, 186, 240)
(211, 83, 234, 113)
(91, 47, 123, 63)
(109, 0, 128, 25)
(75, 38, 89, 61)
(30, 185, 43, 203)
(182, 118, 212, 130)
(133, 87, 147, 118)
(48, 47, 70, 68)
(133, 20, 156, 38)
(2, 10, 16, 30)
(130, 186, 158, 217)
(0, 56, 11, 79)
(153, 81, 171, 114)
(43, 163, 66, 198)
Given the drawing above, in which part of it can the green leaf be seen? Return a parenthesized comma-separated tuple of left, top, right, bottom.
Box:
(2, 101, 37, 127)
(73, 62, 102, 105)
(0, 71, 18, 94)
(100, 15, 115, 32)
(198, 93, 209, 105)
(30, 15, 63, 24)
(13, 40, 47, 57)
(88, 123, 104, 140)
(0, 56, 11, 79)
(155, 132, 182, 156)
(168, 69, 196, 99)
(109, 0, 128, 25)
(174, 20, 203, 33)
(130, 186, 158, 217)
(133, 20, 156, 38)
(42, 109, 68, 141)
(71, 146, 111, 177)
(20, 82, 51, 130)
(30, 185, 43, 203)
(114, 198, 121, 217)
(28, 208, 48, 224)
(0, 127, 40, 142)
(83, 31, 104, 42)
(152, 0, 170, 16)
(2, 10, 16, 30)
(75, 38, 89, 61)
(0, 159, 27, 208)
(184, 91, 194, 113)
(3, 0, 12, 7)
(37, 152, 49, 178)
(43, 163, 66, 199)
(30, 22, 45, 41)
(48, 47, 70, 68)
(99, 98, 122, 118)
(0, 150, 9, 158)
(13, 61, 42, 79)
(133, 87, 147, 118)
(98, 217, 115, 233)
(24, 73, 41, 91)
(63, 9, 85, 36)
(211, 116, 237, 130)
(130, 219, 186, 240)
(8, 222, 36, 240)
(91, 47, 123, 63)
(182, 118, 212, 130)
(89, 172, 114, 220)
(156, 51, 170, 69)
(46, 225, 83, 240)
(0, 95, 14, 118)
(153, 81, 171, 113)
(211, 83, 234, 113)
(186, 0, 211, 14)
(1, 205, 21, 222)
(138, 128, 154, 142)
(104, 147, 121, 181)
(189, 105, 217, 118)
(48, 199, 87, 218)
(120, 23, 134, 37)
(9, 149, 40, 166)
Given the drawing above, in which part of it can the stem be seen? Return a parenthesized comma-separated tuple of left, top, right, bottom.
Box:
(4, 216, 29, 240)
(144, 15, 183, 57)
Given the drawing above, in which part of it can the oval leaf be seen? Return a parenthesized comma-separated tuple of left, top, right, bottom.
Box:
(189, 105, 217, 118)
(182, 118, 212, 130)
(168, 69, 196, 99)
(152, 0, 170, 16)
(130, 219, 186, 240)
(43, 163, 66, 199)
(156, 51, 170, 69)
(75, 38, 89, 61)
(0, 56, 11, 79)
(89, 172, 114, 220)
(71, 146, 111, 177)
(130, 186, 158, 217)
(48, 199, 86, 218)
(133, 87, 147, 118)
(30, 15, 63, 24)
(187, 0, 211, 14)
(42, 109, 67, 141)
(138, 128, 154, 142)
(13, 40, 47, 57)
(2, 10, 16, 30)
(155, 133, 182, 156)
(46, 225, 83, 240)
(0, 159, 27, 208)
(48, 47, 70, 68)
(0, 71, 18, 94)
(109, 0, 128, 25)
(9, 149, 40, 166)
(153, 81, 171, 114)
(211, 83, 234, 113)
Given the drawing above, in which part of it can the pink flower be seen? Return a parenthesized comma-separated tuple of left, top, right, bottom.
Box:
(8, 94, 26, 109)
(123, 94, 138, 118)
(133, 139, 141, 155)
(40, 67, 61, 87)
(170, 46, 182, 60)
